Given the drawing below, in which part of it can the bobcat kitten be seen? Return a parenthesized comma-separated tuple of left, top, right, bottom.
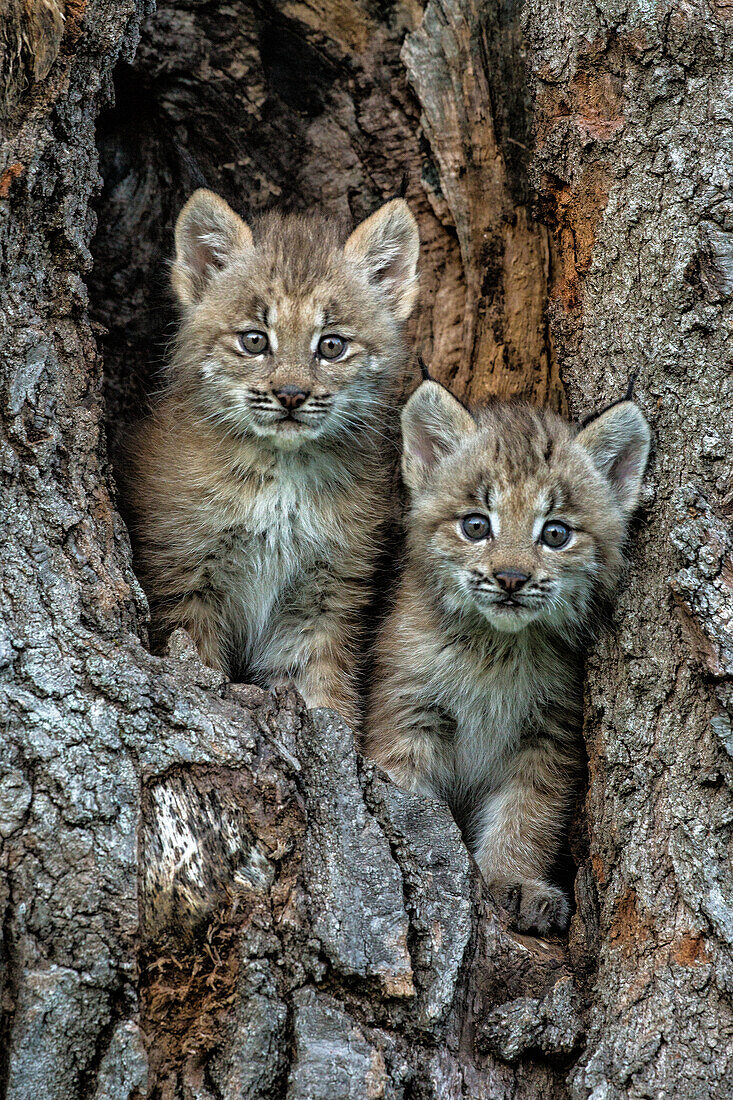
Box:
(364, 380, 650, 933)
(130, 189, 419, 728)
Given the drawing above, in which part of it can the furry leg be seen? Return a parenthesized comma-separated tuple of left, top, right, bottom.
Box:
(473, 739, 576, 935)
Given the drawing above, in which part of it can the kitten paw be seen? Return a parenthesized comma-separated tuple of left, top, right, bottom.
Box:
(489, 882, 522, 924)
(517, 882, 570, 935)
(490, 880, 570, 936)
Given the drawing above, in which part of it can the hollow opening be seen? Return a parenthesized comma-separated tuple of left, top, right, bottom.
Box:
(88, 0, 581, 933)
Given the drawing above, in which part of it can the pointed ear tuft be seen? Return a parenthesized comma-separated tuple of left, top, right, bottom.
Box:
(171, 189, 253, 308)
(576, 401, 651, 514)
(344, 198, 420, 321)
(401, 381, 476, 493)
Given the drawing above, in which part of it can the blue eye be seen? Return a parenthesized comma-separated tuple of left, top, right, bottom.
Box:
(541, 521, 571, 548)
(461, 513, 491, 541)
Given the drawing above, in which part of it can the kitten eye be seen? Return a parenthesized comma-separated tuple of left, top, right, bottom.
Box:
(239, 330, 269, 355)
(461, 513, 491, 541)
(541, 520, 571, 548)
(318, 334, 347, 361)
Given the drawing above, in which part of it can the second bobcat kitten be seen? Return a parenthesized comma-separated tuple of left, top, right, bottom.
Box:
(364, 380, 650, 933)
(130, 190, 419, 728)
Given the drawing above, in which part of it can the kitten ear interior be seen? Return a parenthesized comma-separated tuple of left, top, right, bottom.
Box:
(576, 401, 651, 514)
(172, 189, 253, 307)
(344, 198, 420, 321)
(402, 380, 476, 492)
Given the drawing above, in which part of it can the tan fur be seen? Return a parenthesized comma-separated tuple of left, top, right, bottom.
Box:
(129, 190, 419, 729)
(365, 381, 650, 933)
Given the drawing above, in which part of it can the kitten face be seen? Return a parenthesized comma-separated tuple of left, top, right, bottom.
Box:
(401, 383, 650, 639)
(417, 440, 618, 634)
(169, 191, 419, 450)
(184, 251, 396, 447)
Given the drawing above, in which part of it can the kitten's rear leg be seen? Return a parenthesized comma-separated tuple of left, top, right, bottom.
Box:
(473, 739, 576, 936)
(292, 641, 361, 730)
(158, 593, 227, 674)
(261, 575, 367, 730)
(251, 654, 360, 727)
(258, 640, 361, 729)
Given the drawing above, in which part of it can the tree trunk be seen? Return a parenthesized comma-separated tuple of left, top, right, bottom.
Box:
(1, 1, 731, 1097)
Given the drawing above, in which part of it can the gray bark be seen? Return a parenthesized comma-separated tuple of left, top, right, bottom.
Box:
(525, 5, 733, 1096)
(1, 0, 731, 1097)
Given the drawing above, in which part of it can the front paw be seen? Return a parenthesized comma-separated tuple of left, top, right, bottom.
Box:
(489, 880, 570, 936)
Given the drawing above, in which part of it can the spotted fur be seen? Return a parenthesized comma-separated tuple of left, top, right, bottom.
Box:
(129, 190, 419, 728)
(364, 380, 650, 933)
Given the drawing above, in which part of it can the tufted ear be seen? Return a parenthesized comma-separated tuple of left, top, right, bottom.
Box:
(171, 189, 253, 308)
(401, 380, 476, 493)
(344, 198, 420, 321)
(576, 401, 651, 515)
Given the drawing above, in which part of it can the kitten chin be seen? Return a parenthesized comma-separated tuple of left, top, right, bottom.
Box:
(477, 605, 540, 633)
(365, 379, 650, 937)
(249, 418, 321, 449)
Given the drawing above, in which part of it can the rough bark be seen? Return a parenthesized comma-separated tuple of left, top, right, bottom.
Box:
(526, 5, 733, 1095)
(1, 0, 731, 1098)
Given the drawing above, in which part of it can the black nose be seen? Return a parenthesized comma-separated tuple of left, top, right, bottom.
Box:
(273, 385, 309, 411)
(494, 570, 530, 593)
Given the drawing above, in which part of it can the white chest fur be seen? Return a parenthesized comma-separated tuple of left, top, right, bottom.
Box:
(423, 632, 574, 792)
(432, 649, 533, 769)
(203, 470, 334, 653)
